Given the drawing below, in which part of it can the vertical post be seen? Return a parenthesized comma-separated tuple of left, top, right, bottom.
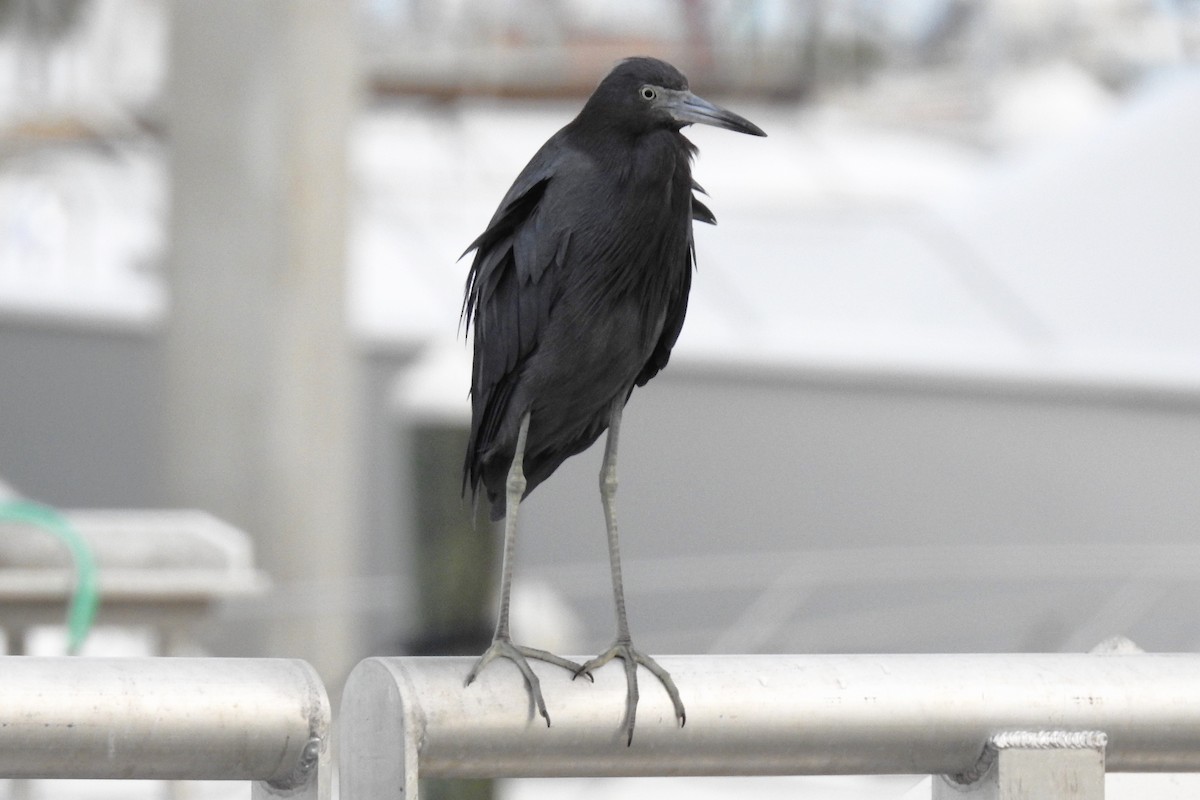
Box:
(409, 423, 494, 800)
(164, 0, 360, 683)
(392, 345, 496, 800)
(935, 731, 1107, 800)
(407, 429, 495, 654)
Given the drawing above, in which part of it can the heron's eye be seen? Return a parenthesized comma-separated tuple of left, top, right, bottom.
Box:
(640, 86, 657, 101)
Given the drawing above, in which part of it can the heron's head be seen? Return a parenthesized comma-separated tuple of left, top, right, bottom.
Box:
(580, 57, 766, 139)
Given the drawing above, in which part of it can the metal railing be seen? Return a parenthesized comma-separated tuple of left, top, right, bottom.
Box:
(339, 652, 1200, 799)
(5, 651, 1200, 798)
(0, 656, 330, 799)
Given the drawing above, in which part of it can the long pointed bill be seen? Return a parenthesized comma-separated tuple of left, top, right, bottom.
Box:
(666, 90, 766, 137)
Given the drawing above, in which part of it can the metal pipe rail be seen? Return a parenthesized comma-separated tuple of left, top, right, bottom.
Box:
(0, 657, 330, 799)
(340, 653, 1200, 798)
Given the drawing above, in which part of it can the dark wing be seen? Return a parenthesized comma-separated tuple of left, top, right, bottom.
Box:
(633, 180, 712, 388)
(461, 133, 573, 494)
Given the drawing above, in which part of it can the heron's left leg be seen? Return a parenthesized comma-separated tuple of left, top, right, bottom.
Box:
(466, 410, 583, 726)
(577, 396, 686, 744)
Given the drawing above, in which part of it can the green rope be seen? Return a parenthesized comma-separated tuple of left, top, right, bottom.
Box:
(0, 500, 98, 654)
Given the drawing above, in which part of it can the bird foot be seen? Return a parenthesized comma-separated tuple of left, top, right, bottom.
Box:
(576, 640, 686, 745)
(466, 637, 585, 727)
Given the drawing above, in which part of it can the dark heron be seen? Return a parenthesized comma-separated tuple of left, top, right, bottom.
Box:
(461, 56, 765, 744)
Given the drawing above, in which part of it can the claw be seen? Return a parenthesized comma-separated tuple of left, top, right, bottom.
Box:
(578, 642, 686, 745)
(466, 638, 584, 727)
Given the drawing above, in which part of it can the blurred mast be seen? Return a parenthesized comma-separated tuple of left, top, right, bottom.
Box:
(163, 0, 360, 687)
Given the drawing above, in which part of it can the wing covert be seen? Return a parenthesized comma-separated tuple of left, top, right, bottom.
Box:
(461, 136, 574, 492)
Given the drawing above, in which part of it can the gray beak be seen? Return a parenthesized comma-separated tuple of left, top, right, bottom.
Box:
(666, 90, 766, 137)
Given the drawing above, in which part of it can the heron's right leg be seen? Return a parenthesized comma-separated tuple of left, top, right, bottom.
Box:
(576, 396, 686, 745)
(465, 410, 583, 726)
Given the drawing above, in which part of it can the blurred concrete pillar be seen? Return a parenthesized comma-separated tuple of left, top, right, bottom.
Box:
(163, 0, 360, 685)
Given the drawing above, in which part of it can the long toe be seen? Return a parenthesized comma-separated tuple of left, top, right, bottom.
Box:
(466, 638, 584, 727)
(581, 642, 686, 745)
(518, 645, 587, 675)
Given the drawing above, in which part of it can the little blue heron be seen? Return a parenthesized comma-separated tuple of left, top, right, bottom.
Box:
(461, 56, 765, 744)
